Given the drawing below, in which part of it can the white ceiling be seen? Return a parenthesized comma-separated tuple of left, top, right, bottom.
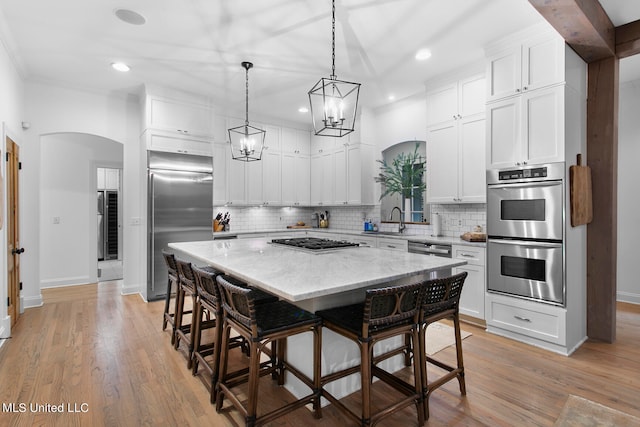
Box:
(0, 0, 638, 126)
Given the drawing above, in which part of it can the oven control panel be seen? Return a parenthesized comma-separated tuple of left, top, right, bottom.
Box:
(498, 167, 547, 181)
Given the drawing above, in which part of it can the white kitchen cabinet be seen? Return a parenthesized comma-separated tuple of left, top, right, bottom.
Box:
(426, 74, 485, 127)
(427, 115, 486, 204)
(261, 149, 282, 205)
(486, 30, 564, 102)
(245, 160, 263, 205)
(453, 245, 485, 322)
(145, 95, 214, 137)
(227, 156, 246, 205)
(282, 152, 310, 206)
(144, 128, 213, 156)
(98, 168, 120, 190)
(281, 127, 311, 155)
(310, 149, 334, 206)
(486, 85, 564, 169)
(213, 143, 228, 205)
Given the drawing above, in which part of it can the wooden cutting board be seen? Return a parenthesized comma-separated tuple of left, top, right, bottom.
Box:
(286, 225, 312, 229)
(570, 154, 593, 227)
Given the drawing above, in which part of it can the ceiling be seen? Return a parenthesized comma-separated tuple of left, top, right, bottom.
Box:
(0, 0, 639, 126)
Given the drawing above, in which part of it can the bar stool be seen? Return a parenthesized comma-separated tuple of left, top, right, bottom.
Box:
(316, 281, 425, 427)
(215, 274, 322, 427)
(174, 259, 217, 369)
(191, 268, 277, 403)
(418, 271, 468, 420)
(161, 250, 182, 346)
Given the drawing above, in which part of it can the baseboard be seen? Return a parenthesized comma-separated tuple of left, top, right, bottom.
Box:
(0, 315, 11, 349)
(41, 276, 92, 289)
(617, 291, 640, 305)
(23, 294, 43, 309)
(121, 283, 142, 296)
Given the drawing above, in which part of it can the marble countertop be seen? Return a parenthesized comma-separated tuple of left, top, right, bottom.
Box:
(169, 238, 466, 303)
(211, 228, 486, 248)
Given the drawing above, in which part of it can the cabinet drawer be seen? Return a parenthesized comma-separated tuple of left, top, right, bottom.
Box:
(487, 295, 565, 345)
(346, 235, 376, 247)
(377, 238, 407, 251)
(452, 245, 485, 266)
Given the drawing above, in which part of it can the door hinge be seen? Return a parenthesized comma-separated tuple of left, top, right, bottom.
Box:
(5, 152, 8, 161)
(6, 297, 9, 307)
(19, 162, 22, 170)
(19, 282, 23, 290)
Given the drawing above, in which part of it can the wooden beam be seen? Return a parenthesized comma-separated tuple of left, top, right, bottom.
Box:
(616, 20, 640, 59)
(586, 57, 618, 343)
(528, 0, 615, 62)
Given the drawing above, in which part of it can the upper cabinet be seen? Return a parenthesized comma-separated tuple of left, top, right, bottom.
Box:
(426, 73, 486, 204)
(485, 25, 584, 169)
(486, 31, 565, 103)
(144, 94, 215, 137)
(426, 75, 485, 127)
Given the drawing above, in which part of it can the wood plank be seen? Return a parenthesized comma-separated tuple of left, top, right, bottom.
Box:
(1, 282, 640, 426)
(616, 20, 640, 59)
(528, 0, 616, 62)
(586, 56, 619, 343)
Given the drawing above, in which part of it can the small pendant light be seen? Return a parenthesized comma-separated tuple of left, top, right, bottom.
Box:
(229, 61, 266, 162)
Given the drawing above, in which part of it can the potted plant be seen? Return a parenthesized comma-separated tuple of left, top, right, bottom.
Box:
(374, 142, 426, 221)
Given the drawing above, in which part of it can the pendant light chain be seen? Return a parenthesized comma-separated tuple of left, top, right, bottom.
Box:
(245, 65, 250, 127)
(331, 0, 336, 80)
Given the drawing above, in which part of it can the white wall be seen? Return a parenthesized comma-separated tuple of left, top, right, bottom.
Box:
(40, 133, 122, 287)
(617, 80, 640, 304)
(0, 34, 25, 340)
(22, 83, 143, 307)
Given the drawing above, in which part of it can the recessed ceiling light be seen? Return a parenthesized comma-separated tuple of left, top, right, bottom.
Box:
(415, 49, 432, 61)
(388, 95, 396, 101)
(114, 9, 146, 25)
(298, 107, 309, 113)
(111, 62, 130, 72)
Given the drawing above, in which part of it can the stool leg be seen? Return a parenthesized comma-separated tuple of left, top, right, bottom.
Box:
(246, 340, 261, 427)
(162, 277, 172, 331)
(174, 287, 185, 350)
(411, 327, 425, 426)
(418, 323, 429, 420)
(187, 293, 197, 370)
(191, 299, 203, 375)
(210, 312, 223, 404)
(453, 314, 466, 395)
(215, 322, 232, 413)
(360, 340, 372, 426)
(313, 325, 323, 419)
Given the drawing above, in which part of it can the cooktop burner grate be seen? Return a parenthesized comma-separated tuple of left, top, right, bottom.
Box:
(270, 237, 359, 251)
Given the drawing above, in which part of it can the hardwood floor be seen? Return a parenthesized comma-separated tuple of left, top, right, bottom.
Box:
(1, 281, 639, 426)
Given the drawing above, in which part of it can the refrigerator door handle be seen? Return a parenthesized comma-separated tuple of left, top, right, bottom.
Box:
(150, 172, 155, 290)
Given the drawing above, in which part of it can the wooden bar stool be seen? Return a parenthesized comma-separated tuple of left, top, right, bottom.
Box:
(418, 271, 468, 420)
(215, 275, 322, 427)
(174, 259, 217, 369)
(161, 250, 182, 346)
(191, 268, 277, 403)
(316, 281, 425, 427)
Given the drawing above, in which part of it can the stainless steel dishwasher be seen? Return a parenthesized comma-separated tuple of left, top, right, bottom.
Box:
(408, 241, 453, 279)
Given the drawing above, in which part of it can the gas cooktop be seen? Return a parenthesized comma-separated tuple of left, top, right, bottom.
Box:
(270, 237, 359, 251)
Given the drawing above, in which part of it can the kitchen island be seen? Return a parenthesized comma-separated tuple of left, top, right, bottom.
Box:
(169, 237, 467, 403)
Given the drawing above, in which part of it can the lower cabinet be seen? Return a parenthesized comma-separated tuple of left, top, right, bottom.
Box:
(452, 245, 485, 323)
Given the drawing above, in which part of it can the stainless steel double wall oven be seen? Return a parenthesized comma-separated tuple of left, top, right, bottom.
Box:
(486, 162, 565, 306)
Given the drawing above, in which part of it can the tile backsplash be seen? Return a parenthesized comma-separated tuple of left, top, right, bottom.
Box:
(214, 203, 486, 237)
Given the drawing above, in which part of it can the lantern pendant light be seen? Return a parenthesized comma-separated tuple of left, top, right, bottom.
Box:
(229, 61, 266, 162)
(308, 0, 361, 137)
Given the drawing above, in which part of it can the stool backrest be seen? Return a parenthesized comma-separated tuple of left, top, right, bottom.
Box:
(162, 250, 179, 280)
(175, 259, 197, 294)
(216, 275, 257, 335)
(192, 266, 222, 308)
(362, 281, 424, 338)
(422, 271, 468, 319)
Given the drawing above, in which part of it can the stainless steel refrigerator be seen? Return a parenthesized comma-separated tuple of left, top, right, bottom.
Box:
(147, 151, 213, 301)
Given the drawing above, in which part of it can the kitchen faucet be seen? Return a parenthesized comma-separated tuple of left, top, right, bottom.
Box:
(389, 206, 406, 233)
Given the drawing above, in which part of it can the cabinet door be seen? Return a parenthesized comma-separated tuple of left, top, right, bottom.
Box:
(486, 97, 521, 169)
(281, 152, 296, 205)
(455, 264, 485, 320)
(294, 155, 311, 206)
(147, 97, 213, 136)
(426, 122, 458, 203)
(459, 75, 486, 118)
(522, 34, 564, 93)
(522, 85, 564, 164)
(458, 116, 486, 203)
(145, 129, 213, 156)
(426, 82, 458, 126)
(320, 151, 335, 205)
(262, 149, 281, 205)
(227, 158, 245, 205)
(334, 145, 347, 204)
(347, 144, 364, 205)
(245, 161, 263, 205)
(487, 47, 522, 102)
(213, 144, 228, 205)
(310, 154, 323, 205)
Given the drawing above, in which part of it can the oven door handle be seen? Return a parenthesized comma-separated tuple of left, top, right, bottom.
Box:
(488, 239, 562, 249)
(488, 181, 563, 190)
